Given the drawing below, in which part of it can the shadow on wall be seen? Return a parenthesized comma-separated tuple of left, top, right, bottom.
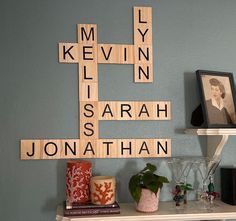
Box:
(115, 160, 138, 203)
(184, 72, 200, 128)
(184, 72, 207, 156)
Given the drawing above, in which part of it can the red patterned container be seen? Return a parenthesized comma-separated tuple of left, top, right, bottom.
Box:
(66, 160, 92, 203)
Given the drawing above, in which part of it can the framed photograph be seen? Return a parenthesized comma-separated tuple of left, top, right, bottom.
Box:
(196, 70, 236, 128)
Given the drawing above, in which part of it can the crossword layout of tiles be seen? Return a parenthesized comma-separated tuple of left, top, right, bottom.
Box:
(20, 7, 172, 159)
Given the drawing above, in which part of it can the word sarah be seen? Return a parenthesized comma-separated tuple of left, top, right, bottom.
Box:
(89, 101, 171, 120)
(21, 139, 171, 159)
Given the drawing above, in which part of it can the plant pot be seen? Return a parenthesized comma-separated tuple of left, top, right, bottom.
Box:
(136, 188, 160, 212)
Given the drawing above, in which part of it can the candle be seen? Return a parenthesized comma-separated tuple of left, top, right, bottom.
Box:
(66, 160, 92, 203)
(90, 176, 116, 205)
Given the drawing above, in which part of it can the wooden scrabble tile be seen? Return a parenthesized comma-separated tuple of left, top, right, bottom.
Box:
(116, 102, 136, 120)
(97, 44, 134, 64)
(134, 63, 153, 83)
(79, 139, 97, 158)
(79, 63, 98, 83)
(96, 139, 118, 158)
(134, 139, 154, 157)
(79, 118, 99, 140)
(153, 101, 172, 120)
(79, 82, 98, 101)
(80, 101, 98, 120)
(134, 45, 152, 64)
(58, 43, 79, 63)
(98, 101, 117, 120)
(21, 140, 41, 160)
(154, 139, 171, 157)
(135, 102, 154, 120)
(78, 44, 97, 63)
(78, 24, 97, 44)
(133, 7, 152, 45)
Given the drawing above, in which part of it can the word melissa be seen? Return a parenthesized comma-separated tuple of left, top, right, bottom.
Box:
(21, 7, 172, 159)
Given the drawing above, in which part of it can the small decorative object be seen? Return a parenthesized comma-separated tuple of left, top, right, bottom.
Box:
(172, 185, 184, 206)
(172, 183, 193, 206)
(66, 160, 92, 203)
(193, 157, 220, 191)
(192, 158, 220, 210)
(90, 176, 116, 205)
(208, 176, 215, 193)
(206, 176, 220, 203)
(168, 157, 194, 207)
(180, 182, 193, 204)
(129, 163, 169, 212)
(196, 70, 236, 127)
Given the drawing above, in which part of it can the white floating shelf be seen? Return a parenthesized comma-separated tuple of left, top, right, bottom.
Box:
(56, 200, 236, 221)
(185, 128, 236, 136)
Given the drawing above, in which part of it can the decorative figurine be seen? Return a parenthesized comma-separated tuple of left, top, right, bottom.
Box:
(206, 176, 220, 203)
(173, 182, 193, 206)
(180, 182, 193, 204)
(208, 176, 215, 193)
(173, 185, 184, 206)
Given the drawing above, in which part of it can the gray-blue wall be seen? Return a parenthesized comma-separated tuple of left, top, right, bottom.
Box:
(1, 0, 236, 220)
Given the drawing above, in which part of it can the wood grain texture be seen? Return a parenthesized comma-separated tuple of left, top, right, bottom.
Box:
(134, 63, 153, 83)
(20, 139, 80, 160)
(58, 43, 79, 63)
(21, 139, 171, 159)
(134, 45, 152, 64)
(133, 7, 152, 45)
(79, 101, 99, 139)
(98, 101, 171, 120)
(80, 101, 98, 119)
(97, 44, 134, 64)
(31, 7, 173, 161)
(78, 44, 97, 63)
(98, 101, 117, 120)
(79, 63, 98, 83)
(79, 118, 99, 139)
(78, 24, 97, 44)
(79, 82, 98, 101)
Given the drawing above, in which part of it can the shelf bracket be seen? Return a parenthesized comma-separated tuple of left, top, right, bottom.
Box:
(207, 134, 229, 161)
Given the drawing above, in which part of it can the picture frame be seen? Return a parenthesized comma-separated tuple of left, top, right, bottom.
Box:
(196, 70, 236, 128)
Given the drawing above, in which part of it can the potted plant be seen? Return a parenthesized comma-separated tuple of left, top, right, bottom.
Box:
(128, 163, 169, 212)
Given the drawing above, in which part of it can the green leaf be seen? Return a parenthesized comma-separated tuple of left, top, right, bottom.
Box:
(180, 183, 193, 191)
(156, 175, 169, 184)
(143, 172, 155, 185)
(128, 175, 142, 203)
(142, 172, 159, 193)
(158, 182, 163, 189)
(146, 182, 159, 194)
(146, 163, 157, 173)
